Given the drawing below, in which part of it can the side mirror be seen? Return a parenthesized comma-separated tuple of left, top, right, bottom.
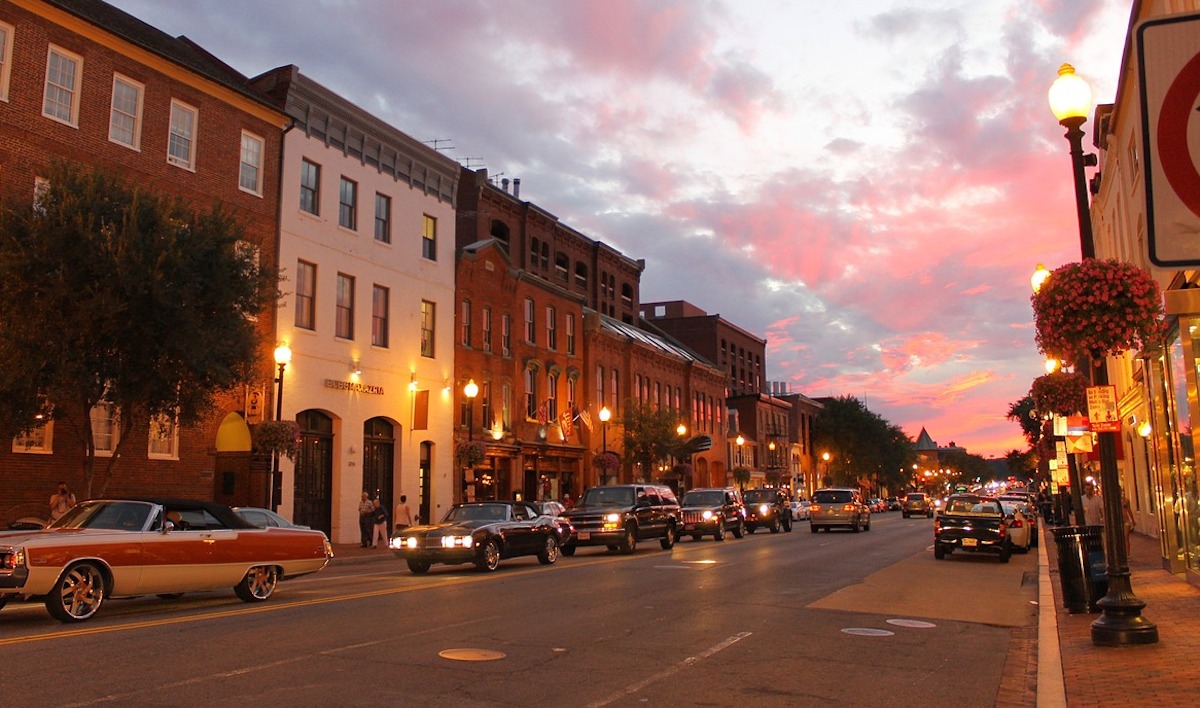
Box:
(162, 520, 175, 534)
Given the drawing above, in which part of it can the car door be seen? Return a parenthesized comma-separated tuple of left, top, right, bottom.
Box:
(505, 503, 537, 554)
(634, 486, 656, 537)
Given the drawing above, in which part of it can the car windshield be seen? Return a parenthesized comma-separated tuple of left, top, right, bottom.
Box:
(906, 494, 926, 501)
(945, 497, 1002, 515)
(814, 491, 852, 504)
(446, 504, 509, 522)
(51, 501, 154, 531)
(743, 490, 776, 503)
(682, 490, 724, 506)
(581, 487, 635, 507)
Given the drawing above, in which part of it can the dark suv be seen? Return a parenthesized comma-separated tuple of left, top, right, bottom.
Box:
(561, 484, 680, 555)
(741, 488, 793, 533)
(679, 487, 745, 541)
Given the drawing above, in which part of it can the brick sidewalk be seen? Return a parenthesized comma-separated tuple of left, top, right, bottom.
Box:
(1045, 528, 1200, 707)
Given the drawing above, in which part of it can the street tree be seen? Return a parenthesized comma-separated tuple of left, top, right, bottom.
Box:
(0, 162, 277, 496)
(1006, 395, 1043, 448)
(620, 402, 685, 482)
(812, 396, 915, 490)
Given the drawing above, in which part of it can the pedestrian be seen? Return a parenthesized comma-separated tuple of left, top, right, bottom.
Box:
(1082, 482, 1104, 526)
(370, 499, 389, 549)
(562, 492, 575, 510)
(394, 494, 413, 533)
(357, 492, 374, 548)
(49, 481, 76, 524)
(1122, 494, 1136, 549)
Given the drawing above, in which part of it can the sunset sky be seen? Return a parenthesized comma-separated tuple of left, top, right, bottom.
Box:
(108, 0, 1133, 458)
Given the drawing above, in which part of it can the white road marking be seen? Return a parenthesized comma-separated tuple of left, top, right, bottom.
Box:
(586, 632, 752, 707)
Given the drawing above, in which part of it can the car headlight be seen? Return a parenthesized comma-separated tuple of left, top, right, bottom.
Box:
(390, 536, 419, 550)
(700, 510, 714, 520)
(440, 535, 474, 548)
(604, 513, 622, 523)
(759, 504, 770, 515)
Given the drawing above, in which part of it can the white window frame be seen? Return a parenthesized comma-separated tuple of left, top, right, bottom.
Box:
(12, 419, 53, 454)
(90, 402, 120, 457)
(0, 22, 15, 103)
(239, 130, 264, 195)
(167, 99, 198, 170)
(108, 74, 143, 150)
(42, 45, 82, 126)
(148, 413, 179, 460)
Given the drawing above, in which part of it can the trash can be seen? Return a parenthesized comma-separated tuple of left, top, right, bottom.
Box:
(1052, 525, 1108, 613)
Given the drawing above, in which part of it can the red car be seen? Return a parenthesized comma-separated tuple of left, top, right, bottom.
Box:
(0, 499, 332, 623)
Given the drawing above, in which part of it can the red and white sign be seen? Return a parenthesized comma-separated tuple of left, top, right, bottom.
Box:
(1138, 13, 1200, 267)
(1086, 385, 1121, 433)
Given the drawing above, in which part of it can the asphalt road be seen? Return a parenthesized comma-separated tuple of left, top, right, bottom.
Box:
(0, 513, 1037, 707)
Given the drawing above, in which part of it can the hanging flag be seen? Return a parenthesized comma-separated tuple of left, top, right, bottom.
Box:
(561, 410, 574, 440)
(536, 401, 549, 426)
(578, 408, 593, 432)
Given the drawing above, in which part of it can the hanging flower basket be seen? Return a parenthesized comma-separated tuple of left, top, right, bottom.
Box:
(254, 420, 300, 461)
(1029, 371, 1089, 416)
(593, 451, 621, 471)
(1032, 258, 1165, 362)
(455, 440, 487, 469)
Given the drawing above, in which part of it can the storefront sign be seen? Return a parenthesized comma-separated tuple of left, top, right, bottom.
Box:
(323, 378, 385, 395)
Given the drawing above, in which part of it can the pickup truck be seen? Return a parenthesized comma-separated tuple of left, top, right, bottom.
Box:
(932, 494, 1012, 563)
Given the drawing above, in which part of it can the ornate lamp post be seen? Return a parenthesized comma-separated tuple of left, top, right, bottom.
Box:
(1048, 64, 1157, 646)
(463, 378, 479, 442)
(599, 406, 611, 452)
(271, 343, 292, 511)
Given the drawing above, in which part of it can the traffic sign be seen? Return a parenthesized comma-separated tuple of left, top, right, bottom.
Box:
(1087, 385, 1121, 433)
(1137, 13, 1200, 266)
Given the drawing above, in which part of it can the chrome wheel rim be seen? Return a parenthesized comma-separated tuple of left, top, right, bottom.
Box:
(245, 566, 277, 599)
(59, 564, 105, 620)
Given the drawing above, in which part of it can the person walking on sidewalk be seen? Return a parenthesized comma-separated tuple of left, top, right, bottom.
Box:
(1122, 494, 1136, 549)
(370, 499, 389, 549)
(357, 492, 374, 548)
(1083, 482, 1104, 526)
(394, 494, 413, 533)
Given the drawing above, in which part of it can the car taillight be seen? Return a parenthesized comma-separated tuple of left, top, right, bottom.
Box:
(933, 520, 941, 535)
(999, 523, 1007, 538)
(809, 504, 822, 513)
(1010, 519, 1023, 528)
(842, 504, 856, 512)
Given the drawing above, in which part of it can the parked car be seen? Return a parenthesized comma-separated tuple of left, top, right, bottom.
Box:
(679, 487, 745, 541)
(809, 488, 871, 532)
(233, 506, 312, 531)
(902, 492, 935, 518)
(886, 496, 901, 511)
(868, 498, 886, 513)
(561, 484, 680, 555)
(742, 488, 793, 533)
(390, 501, 561, 573)
(522, 500, 576, 548)
(0, 499, 332, 623)
(999, 501, 1035, 552)
(789, 500, 812, 521)
(933, 494, 1012, 562)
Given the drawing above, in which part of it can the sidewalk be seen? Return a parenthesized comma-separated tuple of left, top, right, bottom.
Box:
(1041, 524, 1200, 707)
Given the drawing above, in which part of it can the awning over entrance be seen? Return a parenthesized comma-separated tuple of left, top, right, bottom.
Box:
(215, 412, 252, 452)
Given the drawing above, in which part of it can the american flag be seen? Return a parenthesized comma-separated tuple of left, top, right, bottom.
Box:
(578, 408, 593, 432)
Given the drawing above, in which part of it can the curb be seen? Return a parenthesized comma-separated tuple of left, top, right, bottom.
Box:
(1036, 523, 1066, 708)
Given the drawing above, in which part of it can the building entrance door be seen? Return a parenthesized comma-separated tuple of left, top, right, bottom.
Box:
(295, 410, 333, 538)
(363, 417, 395, 518)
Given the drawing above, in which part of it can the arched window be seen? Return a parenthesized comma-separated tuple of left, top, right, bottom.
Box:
(574, 262, 588, 289)
(490, 219, 510, 254)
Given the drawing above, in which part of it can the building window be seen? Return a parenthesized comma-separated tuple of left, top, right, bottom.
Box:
(530, 238, 540, 269)
(481, 381, 493, 433)
(555, 253, 569, 281)
(336, 273, 355, 339)
(374, 193, 391, 243)
(0, 22, 13, 102)
(90, 403, 119, 456)
(567, 377, 576, 414)
(540, 242, 549, 270)
(300, 159, 320, 215)
(108, 74, 143, 149)
(372, 284, 389, 347)
(422, 214, 437, 260)
(167, 100, 197, 170)
(501, 314, 512, 356)
(596, 365, 605, 409)
(339, 177, 358, 230)
(43, 45, 81, 126)
(546, 306, 557, 350)
(148, 414, 178, 459)
(295, 260, 316, 330)
(481, 307, 492, 353)
(524, 298, 535, 344)
(547, 372, 559, 419)
(420, 300, 436, 357)
(566, 313, 576, 356)
(239, 131, 264, 195)
(525, 368, 537, 419)
(12, 419, 52, 454)
(502, 383, 511, 430)
(575, 262, 588, 290)
(610, 369, 619, 413)
(461, 300, 472, 346)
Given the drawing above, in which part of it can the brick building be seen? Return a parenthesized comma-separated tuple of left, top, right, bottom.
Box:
(0, 0, 286, 518)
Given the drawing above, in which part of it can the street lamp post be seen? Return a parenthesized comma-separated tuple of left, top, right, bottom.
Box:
(464, 379, 479, 442)
(1049, 63, 1157, 646)
(598, 406, 612, 486)
(676, 423, 688, 492)
(271, 343, 292, 512)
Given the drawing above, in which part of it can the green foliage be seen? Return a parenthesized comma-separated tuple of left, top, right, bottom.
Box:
(254, 420, 301, 461)
(1006, 396, 1043, 448)
(620, 401, 685, 480)
(0, 161, 277, 495)
(812, 396, 915, 489)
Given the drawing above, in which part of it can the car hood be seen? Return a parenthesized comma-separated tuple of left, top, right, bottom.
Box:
(403, 521, 486, 535)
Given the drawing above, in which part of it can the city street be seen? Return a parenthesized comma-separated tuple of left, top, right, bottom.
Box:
(0, 514, 1036, 707)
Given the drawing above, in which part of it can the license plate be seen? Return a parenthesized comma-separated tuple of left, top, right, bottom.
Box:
(962, 538, 978, 547)
(578, 532, 590, 540)
(683, 524, 696, 531)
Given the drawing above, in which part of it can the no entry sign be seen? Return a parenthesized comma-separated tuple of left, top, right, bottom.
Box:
(1138, 13, 1200, 267)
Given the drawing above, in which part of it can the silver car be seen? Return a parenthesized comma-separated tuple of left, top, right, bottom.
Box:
(809, 488, 871, 532)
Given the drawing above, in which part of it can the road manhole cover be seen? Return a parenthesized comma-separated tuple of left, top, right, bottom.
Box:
(886, 619, 936, 629)
(438, 648, 507, 661)
(840, 628, 895, 637)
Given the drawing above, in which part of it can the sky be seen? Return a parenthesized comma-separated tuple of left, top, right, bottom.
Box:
(106, 0, 1133, 458)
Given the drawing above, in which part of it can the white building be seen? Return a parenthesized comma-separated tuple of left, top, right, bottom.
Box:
(252, 66, 459, 543)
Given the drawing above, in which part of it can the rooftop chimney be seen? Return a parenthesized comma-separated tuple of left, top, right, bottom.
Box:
(501, 178, 510, 193)
(513, 178, 521, 198)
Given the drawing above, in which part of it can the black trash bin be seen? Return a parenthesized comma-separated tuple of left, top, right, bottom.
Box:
(1052, 525, 1108, 613)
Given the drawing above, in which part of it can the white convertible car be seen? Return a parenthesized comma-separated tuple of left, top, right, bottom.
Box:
(0, 499, 332, 623)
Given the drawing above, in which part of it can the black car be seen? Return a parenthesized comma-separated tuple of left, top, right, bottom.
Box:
(390, 501, 561, 573)
(561, 484, 680, 555)
(679, 487, 745, 541)
(742, 488, 793, 533)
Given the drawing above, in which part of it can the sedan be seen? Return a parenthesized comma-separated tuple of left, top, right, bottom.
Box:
(390, 501, 561, 573)
(789, 500, 811, 521)
(233, 506, 312, 530)
(0, 499, 332, 623)
(999, 501, 1035, 553)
